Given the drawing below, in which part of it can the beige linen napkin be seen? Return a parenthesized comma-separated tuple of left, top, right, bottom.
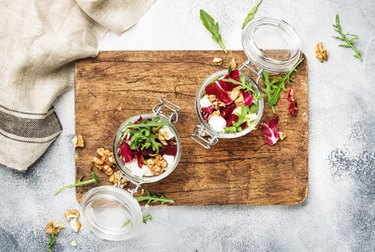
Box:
(0, 0, 155, 171)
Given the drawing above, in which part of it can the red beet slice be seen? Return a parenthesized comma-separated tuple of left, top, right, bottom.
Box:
(119, 141, 133, 163)
(141, 148, 154, 159)
(159, 144, 178, 156)
(134, 150, 143, 168)
(260, 117, 280, 145)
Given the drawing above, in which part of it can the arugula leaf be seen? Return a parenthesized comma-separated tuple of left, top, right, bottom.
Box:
(333, 14, 362, 61)
(135, 190, 175, 206)
(261, 58, 304, 113)
(200, 9, 227, 53)
(242, 0, 263, 29)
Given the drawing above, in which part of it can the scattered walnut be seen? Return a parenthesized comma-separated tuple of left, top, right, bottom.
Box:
(230, 89, 241, 101)
(279, 131, 287, 140)
(212, 57, 223, 66)
(146, 154, 168, 176)
(157, 131, 168, 146)
(92, 148, 116, 176)
(64, 209, 80, 222)
(315, 42, 328, 62)
(70, 219, 82, 233)
(229, 58, 237, 69)
(208, 94, 217, 103)
(109, 170, 127, 188)
(46, 221, 65, 235)
(213, 110, 221, 116)
(234, 92, 244, 105)
(72, 135, 84, 148)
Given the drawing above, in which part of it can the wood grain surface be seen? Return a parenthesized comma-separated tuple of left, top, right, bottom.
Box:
(75, 50, 308, 205)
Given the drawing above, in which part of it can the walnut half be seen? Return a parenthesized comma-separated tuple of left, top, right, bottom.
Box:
(315, 42, 328, 62)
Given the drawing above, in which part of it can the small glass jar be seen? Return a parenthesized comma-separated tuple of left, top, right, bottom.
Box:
(191, 17, 301, 148)
(80, 98, 181, 241)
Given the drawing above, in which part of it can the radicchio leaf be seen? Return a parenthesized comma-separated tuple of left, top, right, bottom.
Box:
(220, 103, 236, 119)
(224, 69, 240, 82)
(141, 148, 154, 159)
(205, 81, 233, 105)
(242, 90, 253, 106)
(119, 141, 133, 163)
(201, 106, 214, 121)
(260, 117, 281, 146)
(217, 79, 237, 91)
(287, 89, 298, 117)
(159, 144, 177, 156)
(134, 116, 143, 124)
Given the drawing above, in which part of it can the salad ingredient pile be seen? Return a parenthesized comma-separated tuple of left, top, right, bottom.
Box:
(117, 116, 178, 178)
(199, 67, 260, 133)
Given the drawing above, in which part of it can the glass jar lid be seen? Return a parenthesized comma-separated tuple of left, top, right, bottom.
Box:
(242, 17, 302, 73)
(80, 186, 142, 241)
(113, 113, 182, 184)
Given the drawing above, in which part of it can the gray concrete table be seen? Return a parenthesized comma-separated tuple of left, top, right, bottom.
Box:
(1, 0, 374, 251)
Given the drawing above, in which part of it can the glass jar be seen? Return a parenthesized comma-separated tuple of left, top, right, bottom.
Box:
(80, 98, 181, 241)
(191, 17, 302, 148)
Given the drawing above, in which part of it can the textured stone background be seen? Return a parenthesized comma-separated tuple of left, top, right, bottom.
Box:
(0, 0, 374, 251)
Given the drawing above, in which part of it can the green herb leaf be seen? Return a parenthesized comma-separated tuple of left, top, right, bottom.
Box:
(200, 9, 227, 53)
(142, 214, 153, 224)
(54, 166, 100, 195)
(242, 0, 263, 29)
(333, 14, 362, 62)
(47, 234, 55, 252)
(135, 190, 175, 206)
(261, 58, 304, 113)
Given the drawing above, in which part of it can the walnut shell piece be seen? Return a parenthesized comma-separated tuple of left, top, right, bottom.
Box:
(92, 148, 116, 176)
(72, 135, 84, 148)
(146, 154, 168, 176)
(64, 209, 80, 222)
(46, 221, 65, 235)
(315, 42, 328, 62)
(229, 58, 237, 70)
(212, 57, 223, 66)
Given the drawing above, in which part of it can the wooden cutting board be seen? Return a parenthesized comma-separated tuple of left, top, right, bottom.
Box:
(74, 50, 308, 205)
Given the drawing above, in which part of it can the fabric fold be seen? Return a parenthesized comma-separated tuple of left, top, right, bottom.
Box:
(0, 0, 155, 171)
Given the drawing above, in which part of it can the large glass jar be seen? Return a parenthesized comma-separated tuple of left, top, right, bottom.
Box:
(191, 17, 302, 148)
(80, 98, 181, 241)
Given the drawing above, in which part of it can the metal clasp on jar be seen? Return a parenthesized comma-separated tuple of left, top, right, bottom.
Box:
(238, 60, 263, 84)
(191, 125, 218, 149)
(152, 98, 180, 124)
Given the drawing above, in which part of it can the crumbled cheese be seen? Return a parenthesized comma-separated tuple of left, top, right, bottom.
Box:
(200, 96, 212, 108)
(159, 125, 174, 140)
(163, 155, 175, 168)
(143, 165, 153, 176)
(208, 115, 227, 132)
(126, 158, 146, 178)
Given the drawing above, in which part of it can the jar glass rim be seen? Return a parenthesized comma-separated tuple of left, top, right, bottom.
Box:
(113, 113, 182, 184)
(80, 186, 142, 241)
(242, 17, 302, 73)
(195, 70, 264, 139)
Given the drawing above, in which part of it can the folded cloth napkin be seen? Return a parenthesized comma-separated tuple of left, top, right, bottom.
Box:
(0, 0, 155, 171)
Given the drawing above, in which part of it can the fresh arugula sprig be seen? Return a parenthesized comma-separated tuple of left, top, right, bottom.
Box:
(333, 14, 362, 62)
(135, 190, 175, 206)
(54, 166, 99, 195)
(224, 104, 258, 133)
(242, 0, 263, 29)
(125, 117, 168, 153)
(200, 9, 227, 53)
(261, 58, 304, 114)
